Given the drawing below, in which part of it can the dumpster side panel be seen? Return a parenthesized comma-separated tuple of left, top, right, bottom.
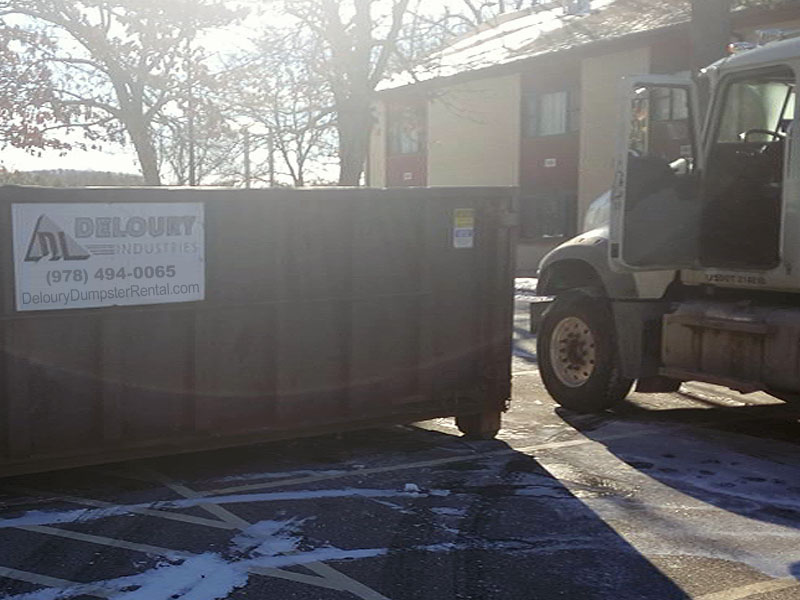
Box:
(113, 310, 195, 441)
(0, 186, 515, 476)
(4, 315, 102, 457)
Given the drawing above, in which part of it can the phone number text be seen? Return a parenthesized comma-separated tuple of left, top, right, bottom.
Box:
(46, 265, 177, 286)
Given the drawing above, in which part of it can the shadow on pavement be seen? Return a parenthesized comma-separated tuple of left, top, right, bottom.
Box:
(362, 429, 690, 600)
(0, 425, 691, 599)
(512, 326, 537, 364)
(559, 402, 800, 531)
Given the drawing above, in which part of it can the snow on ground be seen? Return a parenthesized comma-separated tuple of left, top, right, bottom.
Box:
(514, 278, 539, 300)
(0, 488, 451, 530)
(535, 420, 800, 579)
(4, 416, 800, 598)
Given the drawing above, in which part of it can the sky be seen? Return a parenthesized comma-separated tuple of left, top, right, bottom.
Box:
(1, 144, 141, 174)
(0, 1, 262, 177)
(0, 0, 487, 178)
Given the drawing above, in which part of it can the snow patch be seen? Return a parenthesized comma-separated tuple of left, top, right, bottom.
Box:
(231, 519, 304, 557)
(0, 487, 450, 530)
(431, 507, 466, 517)
(112, 554, 247, 600)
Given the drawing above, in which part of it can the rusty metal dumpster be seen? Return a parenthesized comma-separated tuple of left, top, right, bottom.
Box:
(0, 185, 516, 476)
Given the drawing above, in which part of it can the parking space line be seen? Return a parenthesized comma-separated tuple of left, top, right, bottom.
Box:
(249, 565, 347, 591)
(141, 466, 394, 600)
(0, 566, 113, 598)
(202, 428, 658, 497)
(696, 578, 800, 600)
(136, 466, 252, 530)
(3, 415, 770, 600)
(201, 443, 580, 496)
(4, 485, 239, 530)
(18, 525, 192, 559)
(11, 523, 383, 598)
(202, 412, 770, 499)
(12, 521, 374, 597)
(304, 562, 393, 600)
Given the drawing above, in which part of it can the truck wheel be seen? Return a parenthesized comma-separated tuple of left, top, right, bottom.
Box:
(537, 291, 633, 413)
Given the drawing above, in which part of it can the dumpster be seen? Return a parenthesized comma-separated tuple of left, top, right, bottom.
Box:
(0, 185, 516, 476)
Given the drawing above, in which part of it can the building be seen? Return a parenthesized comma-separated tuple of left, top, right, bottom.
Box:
(367, 0, 800, 273)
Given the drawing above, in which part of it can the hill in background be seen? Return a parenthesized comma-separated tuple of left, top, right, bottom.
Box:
(0, 169, 144, 187)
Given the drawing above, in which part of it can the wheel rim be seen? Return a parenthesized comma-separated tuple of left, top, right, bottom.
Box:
(549, 316, 596, 388)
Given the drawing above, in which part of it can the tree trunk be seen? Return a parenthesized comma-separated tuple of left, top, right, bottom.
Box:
(128, 118, 161, 185)
(336, 99, 371, 186)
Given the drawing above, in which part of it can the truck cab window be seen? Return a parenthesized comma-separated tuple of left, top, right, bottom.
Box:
(622, 84, 698, 267)
(702, 67, 795, 269)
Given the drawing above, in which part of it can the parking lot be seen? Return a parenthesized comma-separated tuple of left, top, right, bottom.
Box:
(1, 291, 800, 599)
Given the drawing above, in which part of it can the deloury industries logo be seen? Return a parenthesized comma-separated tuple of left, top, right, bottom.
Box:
(23, 211, 200, 262)
(24, 215, 90, 262)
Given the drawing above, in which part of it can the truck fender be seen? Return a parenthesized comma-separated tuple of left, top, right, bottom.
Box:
(536, 229, 638, 299)
(535, 232, 671, 380)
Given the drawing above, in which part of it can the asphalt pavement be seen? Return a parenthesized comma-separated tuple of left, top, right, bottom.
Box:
(0, 289, 799, 599)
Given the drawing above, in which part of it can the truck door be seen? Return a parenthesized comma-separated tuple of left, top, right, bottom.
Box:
(699, 66, 794, 270)
(610, 75, 701, 271)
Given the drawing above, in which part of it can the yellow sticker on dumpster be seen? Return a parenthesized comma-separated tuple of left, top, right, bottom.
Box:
(453, 208, 475, 249)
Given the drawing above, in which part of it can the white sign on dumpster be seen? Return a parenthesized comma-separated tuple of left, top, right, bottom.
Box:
(12, 203, 205, 311)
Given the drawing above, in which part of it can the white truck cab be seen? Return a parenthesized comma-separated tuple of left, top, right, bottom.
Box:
(536, 34, 800, 412)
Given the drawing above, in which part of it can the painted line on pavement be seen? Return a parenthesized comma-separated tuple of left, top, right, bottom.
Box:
(0, 566, 113, 599)
(696, 578, 800, 600)
(304, 561, 393, 600)
(4, 485, 239, 530)
(202, 425, 669, 497)
(4, 522, 362, 597)
(1, 413, 775, 600)
(249, 565, 347, 591)
(19, 524, 192, 559)
(141, 466, 393, 600)
(136, 465, 251, 530)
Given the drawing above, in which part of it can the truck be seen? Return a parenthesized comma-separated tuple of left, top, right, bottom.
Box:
(535, 33, 800, 412)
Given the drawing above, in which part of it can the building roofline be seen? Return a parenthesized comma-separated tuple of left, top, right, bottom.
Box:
(379, 22, 685, 97)
(377, 2, 800, 98)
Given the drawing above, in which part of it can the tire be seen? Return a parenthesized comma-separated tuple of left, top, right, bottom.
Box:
(537, 290, 633, 413)
(456, 410, 501, 440)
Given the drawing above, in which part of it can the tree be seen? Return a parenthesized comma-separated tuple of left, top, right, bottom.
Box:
(454, 0, 532, 27)
(153, 42, 247, 186)
(267, 0, 551, 185)
(229, 27, 337, 187)
(0, 0, 240, 184)
(0, 27, 73, 152)
(280, 0, 413, 186)
(156, 97, 244, 186)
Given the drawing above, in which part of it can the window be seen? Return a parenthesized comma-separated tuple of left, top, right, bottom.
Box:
(652, 87, 689, 122)
(627, 84, 693, 160)
(520, 192, 576, 239)
(539, 91, 568, 136)
(523, 90, 580, 137)
(716, 76, 795, 142)
(388, 105, 425, 155)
